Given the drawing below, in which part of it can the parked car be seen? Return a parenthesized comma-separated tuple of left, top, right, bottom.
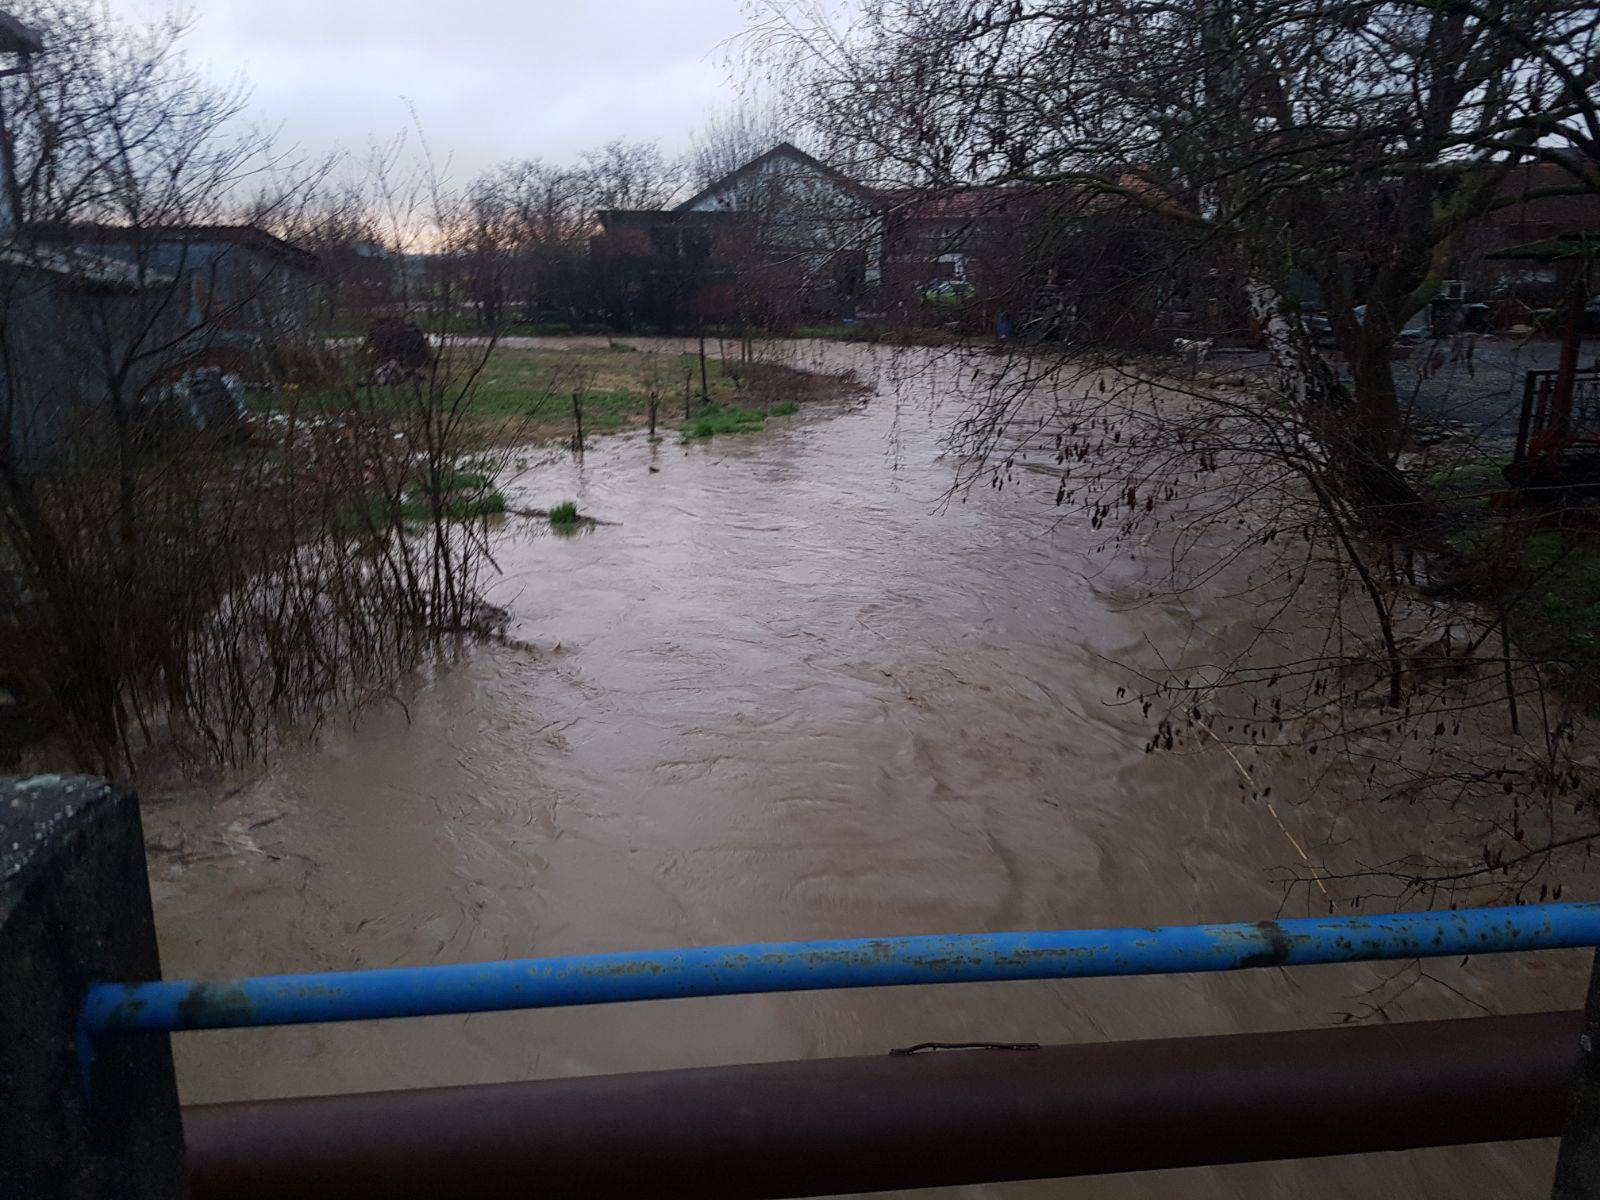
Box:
(1299, 304, 1332, 339)
(921, 279, 975, 307)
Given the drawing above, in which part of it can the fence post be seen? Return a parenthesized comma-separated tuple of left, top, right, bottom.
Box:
(1554, 949, 1600, 1198)
(0, 775, 184, 1198)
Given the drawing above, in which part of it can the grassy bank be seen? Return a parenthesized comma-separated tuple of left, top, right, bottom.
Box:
(261, 344, 855, 445)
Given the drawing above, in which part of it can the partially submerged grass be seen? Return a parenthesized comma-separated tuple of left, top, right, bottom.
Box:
(548, 500, 580, 526)
(259, 344, 846, 448)
(400, 487, 506, 522)
(683, 404, 770, 440)
(681, 400, 803, 441)
(334, 467, 505, 534)
(444, 469, 493, 493)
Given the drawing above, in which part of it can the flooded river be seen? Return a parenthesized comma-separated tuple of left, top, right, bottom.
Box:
(147, 342, 1589, 1197)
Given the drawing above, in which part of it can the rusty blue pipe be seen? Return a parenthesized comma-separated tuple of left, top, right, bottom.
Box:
(81, 902, 1600, 1036)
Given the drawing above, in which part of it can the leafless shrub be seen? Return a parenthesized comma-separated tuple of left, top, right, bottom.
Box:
(767, 0, 1600, 905)
(0, 3, 519, 773)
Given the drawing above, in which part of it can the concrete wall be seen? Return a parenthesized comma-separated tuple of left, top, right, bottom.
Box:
(0, 775, 184, 1198)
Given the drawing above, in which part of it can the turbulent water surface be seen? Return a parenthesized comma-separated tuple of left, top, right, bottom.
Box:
(148, 341, 1588, 1198)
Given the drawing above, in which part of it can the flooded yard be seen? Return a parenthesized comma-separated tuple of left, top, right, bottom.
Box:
(147, 342, 1589, 1198)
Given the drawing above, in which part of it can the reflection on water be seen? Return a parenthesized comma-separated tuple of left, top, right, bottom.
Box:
(148, 342, 1585, 1198)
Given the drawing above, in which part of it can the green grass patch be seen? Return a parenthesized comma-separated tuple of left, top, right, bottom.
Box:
(682, 403, 772, 441)
(1423, 460, 1507, 511)
(261, 345, 822, 445)
(548, 500, 580, 526)
(332, 468, 505, 534)
(470, 347, 747, 422)
(1436, 522, 1600, 700)
(679, 399, 801, 442)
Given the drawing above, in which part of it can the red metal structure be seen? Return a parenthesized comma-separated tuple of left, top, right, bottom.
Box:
(1511, 363, 1600, 489)
(1504, 235, 1599, 497)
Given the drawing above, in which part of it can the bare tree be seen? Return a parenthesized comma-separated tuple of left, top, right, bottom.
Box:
(261, 184, 397, 329)
(687, 102, 790, 189)
(580, 138, 682, 211)
(764, 0, 1600, 909)
(0, 3, 513, 772)
(459, 146, 679, 332)
(769, 0, 1599, 527)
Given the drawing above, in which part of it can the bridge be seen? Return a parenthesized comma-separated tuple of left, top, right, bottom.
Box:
(8, 775, 1600, 1198)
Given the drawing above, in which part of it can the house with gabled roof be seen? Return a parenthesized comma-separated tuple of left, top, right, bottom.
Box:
(673, 142, 873, 215)
(592, 142, 1213, 337)
(594, 142, 881, 331)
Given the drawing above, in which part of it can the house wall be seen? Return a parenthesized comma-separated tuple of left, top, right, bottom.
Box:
(879, 196, 1032, 331)
(0, 266, 173, 469)
(1462, 164, 1600, 313)
(592, 211, 751, 330)
(680, 150, 880, 317)
(82, 239, 316, 341)
(1, 266, 76, 466)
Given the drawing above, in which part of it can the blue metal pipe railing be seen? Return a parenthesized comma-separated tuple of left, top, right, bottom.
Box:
(81, 901, 1600, 1036)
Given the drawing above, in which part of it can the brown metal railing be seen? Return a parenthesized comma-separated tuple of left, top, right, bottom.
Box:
(183, 1011, 1583, 1200)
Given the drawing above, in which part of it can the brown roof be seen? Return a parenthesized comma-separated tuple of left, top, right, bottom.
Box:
(1490, 162, 1600, 234)
(874, 187, 1019, 220)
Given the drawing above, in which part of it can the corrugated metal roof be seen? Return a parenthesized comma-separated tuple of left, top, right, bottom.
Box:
(1492, 162, 1600, 234)
(0, 244, 172, 290)
(27, 221, 318, 268)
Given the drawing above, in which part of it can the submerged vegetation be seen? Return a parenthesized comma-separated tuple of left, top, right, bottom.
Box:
(548, 500, 580, 526)
(333, 469, 508, 532)
(683, 401, 799, 441)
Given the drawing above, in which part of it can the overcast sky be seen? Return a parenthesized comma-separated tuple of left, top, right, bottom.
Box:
(105, 0, 768, 182)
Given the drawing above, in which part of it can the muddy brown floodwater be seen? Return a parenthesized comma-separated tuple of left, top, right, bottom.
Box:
(147, 341, 1590, 1198)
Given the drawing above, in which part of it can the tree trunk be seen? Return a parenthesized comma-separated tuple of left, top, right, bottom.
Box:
(1249, 280, 1429, 540)
(1339, 320, 1429, 540)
